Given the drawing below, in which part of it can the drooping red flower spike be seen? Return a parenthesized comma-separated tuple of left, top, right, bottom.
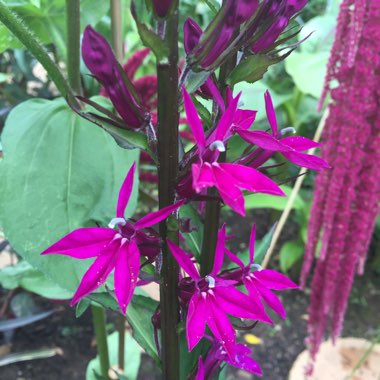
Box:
(42, 162, 184, 314)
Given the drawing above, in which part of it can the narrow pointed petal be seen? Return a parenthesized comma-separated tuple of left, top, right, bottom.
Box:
(282, 151, 331, 170)
(192, 163, 215, 192)
(195, 356, 205, 380)
(208, 297, 237, 359)
(254, 269, 299, 290)
(114, 241, 140, 314)
(204, 77, 225, 112)
(116, 162, 136, 218)
(264, 90, 278, 136)
(249, 225, 256, 265)
(187, 294, 208, 351)
(215, 287, 272, 323)
(211, 224, 227, 276)
(212, 165, 246, 216)
(281, 136, 320, 152)
(41, 228, 116, 259)
(237, 130, 290, 152)
(214, 93, 240, 141)
(71, 240, 119, 305)
(233, 109, 257, 130)
(228, 351, 262, 376)
(183, 88, 206, 152)
(225, 249, 245, 268)
(254, 280, 287, 319)
(134, 200, 185, 230)
(218, 163, 285, 196)
(167, 240, 200, 280)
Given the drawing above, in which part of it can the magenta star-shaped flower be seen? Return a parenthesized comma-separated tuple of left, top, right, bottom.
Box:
(182, 88, 285, 216)
(236, 91, 330, 170)
(42, 162, 184, 314)
(225, 225, 298, 319)
(168, 225, 271, 358)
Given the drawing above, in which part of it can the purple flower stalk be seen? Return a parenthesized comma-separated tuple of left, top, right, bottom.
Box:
(82, 26, 149, 130)
(168, 225, 272, 358)
(42, 162, 184, 314)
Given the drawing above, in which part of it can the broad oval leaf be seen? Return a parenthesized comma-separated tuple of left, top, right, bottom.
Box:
(0, 97, 139, 294)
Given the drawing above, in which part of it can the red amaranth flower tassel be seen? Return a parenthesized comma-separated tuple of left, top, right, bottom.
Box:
(301, 0, 380, 367)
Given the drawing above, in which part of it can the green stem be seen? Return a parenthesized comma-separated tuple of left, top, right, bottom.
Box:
(111, 0, 123, 62)
(0, 2, 77, 105)
(117, 315, 126, 371)
(65, 0, 82, 95)
(91, 305, 110, 379)
(156, 3, 180, 379)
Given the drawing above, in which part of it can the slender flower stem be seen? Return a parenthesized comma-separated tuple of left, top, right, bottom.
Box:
(0, 2, 78, 105)
(117, 315, 126, 371)
(156, 2, 180, 379)
(111, 0, 123, 62)
(91, 305, 110, 379)
(65, 0, 82, 95)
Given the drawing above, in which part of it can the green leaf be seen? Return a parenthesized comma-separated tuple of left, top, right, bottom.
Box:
(279, 240, 304, 272)
(255, 224, 277, 265)
(131, 1, 168, 61)
(0, 97, 139, 294)
(89, 292, 160, 365)
(0, 261, 72, 299)
(179, 204, 204, 261)
(245, 185, 305, 211)
(227, 54, 286, 86)
(86, 332, 141, 380)
(285, 51, 329, 98)
(76, 298, 91, 318)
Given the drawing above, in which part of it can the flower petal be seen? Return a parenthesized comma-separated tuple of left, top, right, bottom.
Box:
(281, 136, 320, 152)
(264, 90, 278, 136)
(167, 240, 200, 280)
(211, 224, 227, 276)
(225, 249, 245, 268)
(41, 228, 116, 259)
(71, 240, 119, 305)
(212, 164, 246, 216)
(194, 356, 205, 380)
(254, 269, 299, 290)
(218, 163, 285, 197)
(183, 87, 206, 152)
(214, 93, 240, 142)
(134, 200, 185, 230)
(233, 109, 257, 130)
(282, 151, 331, 170)
(192, 162, 215, 193)
(215, 286, 272, 323)
(227, 348, 262, 376)
(116, 162, 136, 218)
(249, 225, 256, 265)
(114, 240, 140, 314)
(237, 130, 290, 152)
(208, 297, 237, 359)
(187, 293, 208, 351)
(254, 280, 287, 319)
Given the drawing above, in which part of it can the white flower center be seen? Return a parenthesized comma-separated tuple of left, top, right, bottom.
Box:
(205, 275, 216, 288)
(280, 127, 296, 136)
(210, 140, 226, 152)
(250, 263, 263, 272)
(108, 217, 126, 229)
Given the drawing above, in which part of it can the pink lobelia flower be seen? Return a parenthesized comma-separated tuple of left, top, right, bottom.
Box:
(236, 91, 330, 171)
(180, 88, 285, 216)
(168, 225, 272, 358)
(42, 162, 184, 314)
(195, 340, 262, 379)
(224, 225, 298, 319)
